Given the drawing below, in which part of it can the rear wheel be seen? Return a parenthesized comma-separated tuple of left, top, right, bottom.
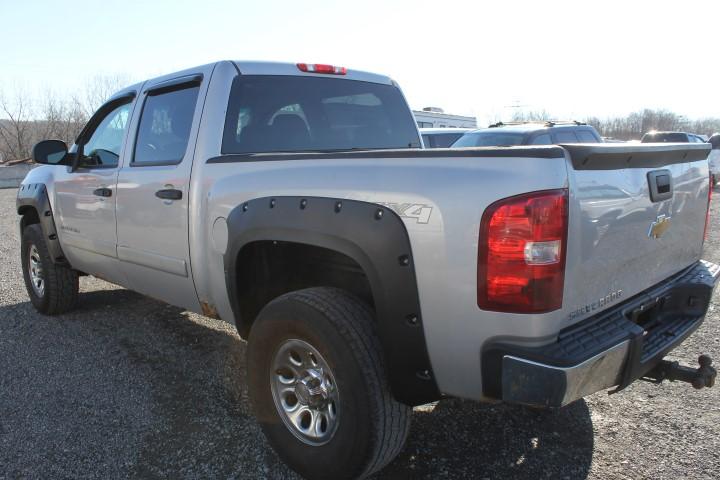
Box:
(21, 223, 78, 315)
(247, 287, 411, 479)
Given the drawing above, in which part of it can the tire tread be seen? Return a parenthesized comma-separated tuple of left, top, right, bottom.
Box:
(285, 287, 411, 478)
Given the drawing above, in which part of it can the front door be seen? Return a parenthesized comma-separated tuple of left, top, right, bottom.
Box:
(53, 96, 134, 285)
(115, 74, 205, 311)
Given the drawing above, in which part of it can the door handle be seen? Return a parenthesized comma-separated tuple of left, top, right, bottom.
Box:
(155, 189, 183, 200)
(93, 187, 112, 197)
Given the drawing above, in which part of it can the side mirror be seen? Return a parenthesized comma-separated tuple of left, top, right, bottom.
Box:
(32, 140, 68, 165)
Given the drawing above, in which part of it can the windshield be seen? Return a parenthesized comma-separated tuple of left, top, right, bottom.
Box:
(451, 131, 525, 147)
(222, 75, 421, 154)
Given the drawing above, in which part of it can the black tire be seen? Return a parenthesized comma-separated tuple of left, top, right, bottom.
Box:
(247, 287, 411, 480)
(21, 223, 78, 315)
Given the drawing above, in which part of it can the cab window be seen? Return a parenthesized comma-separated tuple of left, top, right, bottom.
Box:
(531, 134, 552, 145)
(554, 131, 579, 143)
(133, 85, 200, 165)
(577, 130, 599, 142)
(81, 103, 132, 168)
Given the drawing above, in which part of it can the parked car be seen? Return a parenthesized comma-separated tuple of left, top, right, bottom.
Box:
(420, 127, 472, 148)
(641, 131, 707, 143)
(709, 133, 720, 186)
(451, 121, 602, 147)
(20, 61, 717, 480)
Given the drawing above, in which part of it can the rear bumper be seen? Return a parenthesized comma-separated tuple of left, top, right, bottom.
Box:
(482, 260, 720, 407)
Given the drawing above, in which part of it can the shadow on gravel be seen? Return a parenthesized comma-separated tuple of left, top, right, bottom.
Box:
(381, 399, 594, 479)
(1, 286, 593, 479)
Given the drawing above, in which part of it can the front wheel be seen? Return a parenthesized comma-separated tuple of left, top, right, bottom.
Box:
(21, 223, 79, 315)
(247, 287, 411, 480)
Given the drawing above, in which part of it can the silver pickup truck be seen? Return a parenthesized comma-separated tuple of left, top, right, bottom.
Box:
(18, 61, 719, 480)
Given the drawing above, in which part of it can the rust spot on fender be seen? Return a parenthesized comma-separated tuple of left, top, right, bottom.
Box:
(200, 301, 220, 319)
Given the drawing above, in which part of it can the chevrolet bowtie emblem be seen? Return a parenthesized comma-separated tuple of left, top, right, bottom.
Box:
(648, 214, 671, 239)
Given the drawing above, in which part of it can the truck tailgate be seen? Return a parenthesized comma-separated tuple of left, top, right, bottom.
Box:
(561, 143, 711, 324)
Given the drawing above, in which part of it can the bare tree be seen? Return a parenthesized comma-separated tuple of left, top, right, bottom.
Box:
(73, 74, 132, 118)
(510, 109, 553, 122)
(0, 88, 34, 161)
(39, 90, 87, 146)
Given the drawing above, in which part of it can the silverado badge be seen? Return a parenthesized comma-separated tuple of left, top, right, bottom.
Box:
(648, 214, 671, 239)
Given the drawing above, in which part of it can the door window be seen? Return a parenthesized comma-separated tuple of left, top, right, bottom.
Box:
(133, 85, 200, 165)
(531, 134, 552, 145)
(81, 103, 131, 168)
(577, 131, 599, 142)
(554, 131, 579, 143)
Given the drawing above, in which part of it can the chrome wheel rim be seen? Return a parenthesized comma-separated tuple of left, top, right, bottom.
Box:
(28, 244, 45, 297)
(270, 338, 339, 446)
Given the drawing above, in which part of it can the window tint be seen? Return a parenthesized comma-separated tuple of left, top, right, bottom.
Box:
(223, 75, 420, 154)
(531, 134, 552, 145)
(81, 103, 131, 168)
(641, 132, 688, 143)
(429, 133, 464, 148)
(422, 134, 433, 147)
(555, 131, 579, 143)
(451, 131, 525, 147)
(577, 131, 599, 142)
(417, 121, 433, 128)
(134, 86, 199, 165)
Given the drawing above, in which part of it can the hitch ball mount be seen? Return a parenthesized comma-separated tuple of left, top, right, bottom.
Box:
(643, 355, 716, 389)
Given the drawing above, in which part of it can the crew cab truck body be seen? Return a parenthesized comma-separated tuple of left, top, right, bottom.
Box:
(19, 61, 718, 480)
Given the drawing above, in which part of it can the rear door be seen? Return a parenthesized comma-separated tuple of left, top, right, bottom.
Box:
(115, 70, 210, 311)
(561, 143, 711, 325)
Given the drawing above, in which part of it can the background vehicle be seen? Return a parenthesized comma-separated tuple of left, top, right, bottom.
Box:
(18, 61, 717, 480)
(709, 133, 720, 186)
(420, 127, 471, 148)
(641, 131, 707, 143)
(451, 121, 602, 147)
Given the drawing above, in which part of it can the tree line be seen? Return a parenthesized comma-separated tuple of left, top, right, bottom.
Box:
(0, 75, 129, 163)
(512, 109, 720, 141)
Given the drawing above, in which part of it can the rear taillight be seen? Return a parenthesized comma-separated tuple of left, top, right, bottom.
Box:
(704, 173, 712, 241)
(478, 189, 568, 313)
(297, 63, 347, 75)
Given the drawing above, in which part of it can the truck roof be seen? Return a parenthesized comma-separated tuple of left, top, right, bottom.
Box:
(233, 61, 394, 85)
(106, 61, 396, 104)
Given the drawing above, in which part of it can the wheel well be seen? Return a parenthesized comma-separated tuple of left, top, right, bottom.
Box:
(18, 206, 40, 231)
(235, 241, 374, 338)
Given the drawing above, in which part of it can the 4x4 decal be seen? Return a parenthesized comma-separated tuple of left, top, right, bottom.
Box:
(378, 202, 433, 224)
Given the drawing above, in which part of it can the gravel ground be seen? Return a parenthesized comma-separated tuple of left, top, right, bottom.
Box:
(1, 186, 719, 479)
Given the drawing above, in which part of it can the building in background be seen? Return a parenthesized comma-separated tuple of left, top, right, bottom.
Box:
(413, 107, 477, 129)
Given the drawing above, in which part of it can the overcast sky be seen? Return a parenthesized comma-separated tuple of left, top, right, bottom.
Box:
(1, 0, 718, 124)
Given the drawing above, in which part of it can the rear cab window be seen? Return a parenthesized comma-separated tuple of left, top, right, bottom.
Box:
(642, 132, 689, 143)
(222, 75, 421, 154)
(451, 131, 525, 147)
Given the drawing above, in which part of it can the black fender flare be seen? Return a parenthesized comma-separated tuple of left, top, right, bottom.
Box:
(16, 183, 68, 265)
(224, 196, 440, 405)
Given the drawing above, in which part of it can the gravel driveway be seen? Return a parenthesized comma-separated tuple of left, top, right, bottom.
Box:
(1, 186, 719, 479)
